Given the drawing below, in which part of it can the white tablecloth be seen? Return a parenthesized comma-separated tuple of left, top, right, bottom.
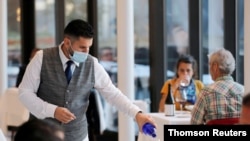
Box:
(137, 111, 191, 141)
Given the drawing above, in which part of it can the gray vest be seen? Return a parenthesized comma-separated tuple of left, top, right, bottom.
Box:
(33, 47, 95, 141)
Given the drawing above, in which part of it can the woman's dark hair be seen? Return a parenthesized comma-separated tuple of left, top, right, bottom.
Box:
(64, 19, 94, 39)
(14, 119, 64, 141)
(175, 54, 198, 79)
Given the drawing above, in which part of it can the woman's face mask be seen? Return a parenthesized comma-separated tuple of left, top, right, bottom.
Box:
(68, 41, 88, 63)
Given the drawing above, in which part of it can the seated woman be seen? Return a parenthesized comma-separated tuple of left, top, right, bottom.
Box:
(158, 54, 204, 112)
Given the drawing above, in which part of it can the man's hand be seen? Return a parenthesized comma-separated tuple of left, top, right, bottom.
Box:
(135, 112, 157, 132)
(54, 107, 76, 124)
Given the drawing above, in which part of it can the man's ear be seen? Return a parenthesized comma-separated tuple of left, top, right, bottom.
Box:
(213, 62, 219, 73)
(63, 37, 71, 45)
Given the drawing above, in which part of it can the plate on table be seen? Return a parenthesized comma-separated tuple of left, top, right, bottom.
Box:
(175, 111, 191, 118)
(185, 105, 194, 111)
(176, 114, 190, 118)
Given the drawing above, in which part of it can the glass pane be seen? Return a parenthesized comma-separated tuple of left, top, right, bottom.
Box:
(7, 0, 21, 87)
(201, 0, 224, 85)
(65, 0, 87, 24)
(166, 0, 189, 79)
(97, 0, 118, 133)
(98, 0, 150, 101)
(237, 0, 244, 84)
(35, 0, 56, 48)
(97, 0, 149, 135)
(134, 0, 150, 103)
(97, 0, 117, 85)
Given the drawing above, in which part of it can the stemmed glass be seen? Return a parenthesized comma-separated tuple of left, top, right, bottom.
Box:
(175, 80, 188, 114)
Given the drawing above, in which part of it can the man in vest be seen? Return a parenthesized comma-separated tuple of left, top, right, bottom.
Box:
(18, 19, 156, 141)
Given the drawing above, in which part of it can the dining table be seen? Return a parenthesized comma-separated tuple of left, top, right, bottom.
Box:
(137, 111, 191, 141)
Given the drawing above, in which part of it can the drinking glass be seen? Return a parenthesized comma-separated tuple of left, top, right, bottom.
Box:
(175, 85, 188, 113)
(180, 76, 190, 87)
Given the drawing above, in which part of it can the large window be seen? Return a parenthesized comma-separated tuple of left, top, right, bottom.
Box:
(7, 0, 21, 87)
(165, 0, 189, 79)
(97, 0, 117, 86)
(201, 0, 244, 85)
(201, 0, 224, 85)
(165, 0, 243, 86)
(134, 0, 150, 102)
(96, 0, 149, 134)
(97, 0, 150, 101)
(35, 0, 56, 49)
(6, 0, 244, 112)
(65, 0, 87, 24)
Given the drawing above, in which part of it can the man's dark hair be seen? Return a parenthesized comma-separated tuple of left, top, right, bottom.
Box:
(243, 92, 250, 107)
(64, 19, 94, 39)
(14, 119, 64, 141)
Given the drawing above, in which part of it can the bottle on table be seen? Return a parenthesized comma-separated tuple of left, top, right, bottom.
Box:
(164, 84, 175, 116)
(142, 122, 157, 138)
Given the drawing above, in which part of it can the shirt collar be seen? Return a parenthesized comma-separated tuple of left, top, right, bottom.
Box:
(58, 41, 80, 67)
(215, 75, 233, 82)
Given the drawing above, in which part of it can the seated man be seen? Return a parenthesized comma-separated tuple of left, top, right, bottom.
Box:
(191, 48, 244, 124)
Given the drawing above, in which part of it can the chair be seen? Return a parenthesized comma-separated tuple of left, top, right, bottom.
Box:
(206, 118, 239, 125)
(86, 90, 148, 141)
(0, 87, 29, 140)
(86, 89, 106, 141)
(0, 129, 7, 141)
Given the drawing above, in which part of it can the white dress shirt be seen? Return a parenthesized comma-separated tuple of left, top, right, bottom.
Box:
(18, 42, 141, 120)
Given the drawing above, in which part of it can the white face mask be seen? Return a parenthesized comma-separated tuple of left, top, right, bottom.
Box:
(68, 42, 88, 63)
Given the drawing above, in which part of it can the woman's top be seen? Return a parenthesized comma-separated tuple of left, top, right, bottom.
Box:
(159, 78, 204, 112)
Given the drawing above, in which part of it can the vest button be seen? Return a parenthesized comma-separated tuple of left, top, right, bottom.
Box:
(66, 101, 69, 104)
(67, 90, 70, 93)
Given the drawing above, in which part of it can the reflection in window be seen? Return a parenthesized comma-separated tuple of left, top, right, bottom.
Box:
(134, 0, 150, 103)
(35, 0, 56, 48)
(96, 0, 150, 136)
(7, 0, 21, 87)
(204, 0, 224, 53)
(97, 0, 116, 47)
(65, 0, 87, 24)
(97, 0, 117, 85)
(97, 0, 150, 102)
(201, 0, 224, 85)
(165, 0, 189, 79)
